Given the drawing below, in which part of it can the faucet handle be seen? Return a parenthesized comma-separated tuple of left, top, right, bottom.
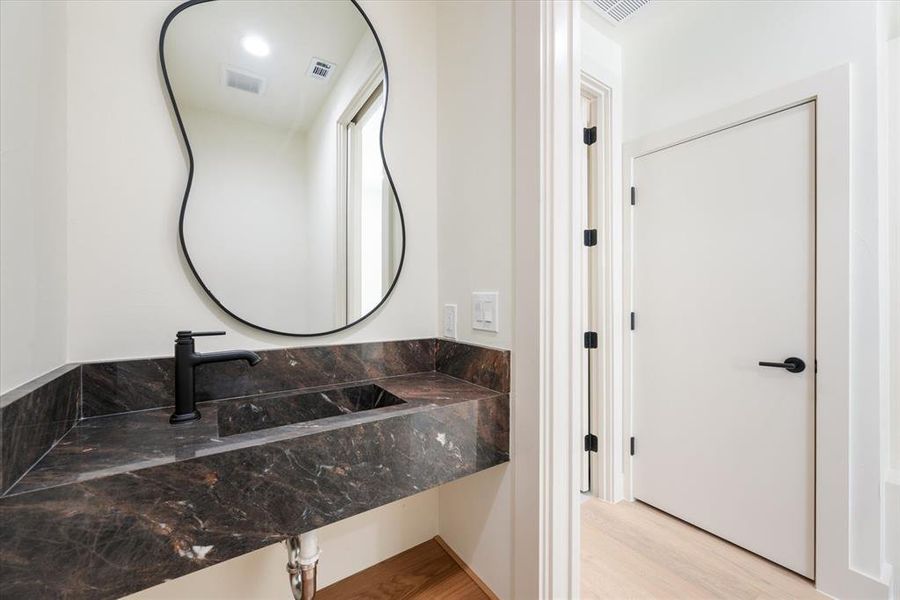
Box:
(176, 330, 226, 340)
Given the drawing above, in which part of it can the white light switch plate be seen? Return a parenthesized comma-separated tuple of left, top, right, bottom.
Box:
(472, 292, 499, 332)
(443, 304, 458, 339)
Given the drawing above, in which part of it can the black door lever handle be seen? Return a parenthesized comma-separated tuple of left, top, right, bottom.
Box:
(758, 357, 806, 373)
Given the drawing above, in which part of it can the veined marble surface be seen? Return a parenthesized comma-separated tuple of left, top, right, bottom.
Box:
(0, 370, 509, 599)
(0, 364, 81, 494)
(81, 338, 437, 417)
(5, 373, 501, 497)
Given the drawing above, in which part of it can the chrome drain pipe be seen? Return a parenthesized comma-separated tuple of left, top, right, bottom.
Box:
(285, 531, 320, 600)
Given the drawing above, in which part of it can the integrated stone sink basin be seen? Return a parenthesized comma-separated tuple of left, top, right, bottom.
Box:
(216, 384, 406, 437)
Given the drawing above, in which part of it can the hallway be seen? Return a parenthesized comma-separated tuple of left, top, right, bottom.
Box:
(581, 499, 824, 599)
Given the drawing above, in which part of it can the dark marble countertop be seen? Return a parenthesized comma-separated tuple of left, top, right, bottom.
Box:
(5, 372, 499, 497)
(0, 370, 509, 599)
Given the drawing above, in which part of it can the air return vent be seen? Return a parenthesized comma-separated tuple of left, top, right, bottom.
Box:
(224, 67, 266, 95)
(589, 0, 650, 25)
(307, 58, 336, 81)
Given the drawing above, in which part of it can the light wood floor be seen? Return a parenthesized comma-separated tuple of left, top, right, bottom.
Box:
(582, 499, 825, 600)
(318, 538, 490, 600)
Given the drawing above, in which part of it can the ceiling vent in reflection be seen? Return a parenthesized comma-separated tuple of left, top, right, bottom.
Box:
(223, 66, 266, 95)
(589, 0, 650, 25)
(307, 58, 336, 81)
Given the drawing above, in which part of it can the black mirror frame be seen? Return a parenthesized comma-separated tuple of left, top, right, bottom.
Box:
(159, 0, 406, 337)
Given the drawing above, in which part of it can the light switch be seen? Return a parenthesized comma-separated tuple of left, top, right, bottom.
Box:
(483, 300, 495, 323)
(472, 292, 499, 333)
(443, 304, 458, 339)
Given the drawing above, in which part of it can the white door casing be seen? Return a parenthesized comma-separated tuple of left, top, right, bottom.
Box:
(632, 102, 816, 577)
(581, 93, 592, 494)
(582, 71, 621, 504)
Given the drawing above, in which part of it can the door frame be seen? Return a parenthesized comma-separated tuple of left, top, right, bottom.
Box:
(513, 1, 582, 597)
(581, 73, 616, 500)
(620, 64, 883, 599)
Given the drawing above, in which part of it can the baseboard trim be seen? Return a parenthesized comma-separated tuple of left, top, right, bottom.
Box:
(433, 536, 500, 600)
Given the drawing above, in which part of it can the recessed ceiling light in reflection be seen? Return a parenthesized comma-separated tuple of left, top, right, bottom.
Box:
(241, 35, 270, 57)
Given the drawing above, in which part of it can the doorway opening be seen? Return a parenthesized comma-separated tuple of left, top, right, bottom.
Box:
(520, 4, 868, 598)
(574, 64, 856, 599)
(580, 92, 825, 600)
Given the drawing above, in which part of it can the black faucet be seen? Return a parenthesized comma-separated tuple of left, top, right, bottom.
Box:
(170, 330, 262, 424)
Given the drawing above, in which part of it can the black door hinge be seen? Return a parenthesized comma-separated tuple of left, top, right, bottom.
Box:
(585, 434, 599, 453)
(630, 312, 635, 331)
(630, 186, 636, 206)
(584, 126, 597, 146)
(583, 229, 597, 247)
(630, 436, 635, 456)
(584, 331, 598, 349)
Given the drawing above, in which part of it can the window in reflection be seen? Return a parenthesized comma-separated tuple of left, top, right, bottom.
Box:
(353, 84, 385, 312)
(344, 81, 399, 322)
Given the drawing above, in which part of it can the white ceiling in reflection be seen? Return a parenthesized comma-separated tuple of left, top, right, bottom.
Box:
(166, 0, 368, 130)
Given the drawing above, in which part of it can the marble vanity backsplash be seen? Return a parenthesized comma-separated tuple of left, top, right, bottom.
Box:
(435, 338, 511, 393)
(0, 338, 509, 494)
(0, 365, 81, 494)
(81, 338, 438, 417)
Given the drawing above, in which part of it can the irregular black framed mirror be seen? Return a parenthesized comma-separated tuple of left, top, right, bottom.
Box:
(160, 0, 404, 336)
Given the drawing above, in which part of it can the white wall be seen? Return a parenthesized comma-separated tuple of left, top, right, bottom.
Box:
(0, 0, 68, 394)
(65, 0, 437, 361)
(435, 1, 514, 598)
(582, 15, 622, 88)
(435, 0, 513, 352)
(181, 107, 313, 332)
(886, 16, 900, 479)
(594, 0, 889, 590)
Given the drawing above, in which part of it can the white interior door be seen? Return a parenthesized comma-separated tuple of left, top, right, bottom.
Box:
(632, 102, 816, 578)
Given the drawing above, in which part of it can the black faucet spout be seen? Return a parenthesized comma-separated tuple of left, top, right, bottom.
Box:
(170, 331, 261, 424)
(192, 349, 262, 367)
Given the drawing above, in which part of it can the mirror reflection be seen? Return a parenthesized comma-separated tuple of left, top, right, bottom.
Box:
(164, 0, 403, 335)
